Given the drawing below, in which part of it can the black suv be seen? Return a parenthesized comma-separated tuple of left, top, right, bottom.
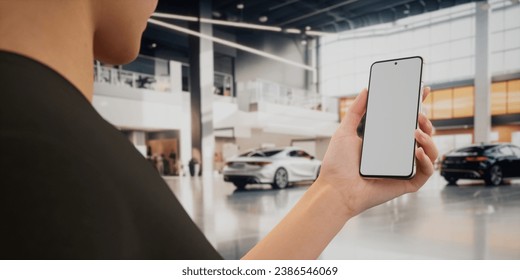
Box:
(440, 143, 520, 186)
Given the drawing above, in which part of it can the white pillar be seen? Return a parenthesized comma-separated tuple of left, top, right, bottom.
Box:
(169, 60, 182, 94)
(181, 92, 192, 175)
(474, 1, 492, 143)
(189, 0, 215, 177)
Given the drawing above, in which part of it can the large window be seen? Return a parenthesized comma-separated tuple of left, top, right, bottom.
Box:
(508, 79, 520, 113)
(338, 79, 520, 121)
(453, 86, 474, 118)
(491, 79, 520, 115)
(432, 89, 454, 119)
(492, 81, 507, 114)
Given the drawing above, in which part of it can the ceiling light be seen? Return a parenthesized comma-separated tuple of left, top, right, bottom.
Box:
(403, 9, 410, 14)
(259, 16, 268, 23)
(151, 12, 198, 22)
(212, 11, 222, 18)
(301, 39, 308, 46)
(150, 43, 157, 49)
(305, 26, 311, 31)
(200, 18, 282, 32)
(285, 28, 301, 34)
(305, 30, 334, 36)
(237, 3, 244, 9)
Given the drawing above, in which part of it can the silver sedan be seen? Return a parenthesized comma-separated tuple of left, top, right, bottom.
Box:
(223, 147, 321, 190)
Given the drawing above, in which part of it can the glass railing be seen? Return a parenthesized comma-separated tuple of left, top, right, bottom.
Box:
(214, 71, 234, 97)
(242, 79, 322, 111)
(94, 65, 171, 93)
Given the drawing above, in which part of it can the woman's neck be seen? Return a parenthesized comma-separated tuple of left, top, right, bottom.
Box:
(0, 1, 95, 101)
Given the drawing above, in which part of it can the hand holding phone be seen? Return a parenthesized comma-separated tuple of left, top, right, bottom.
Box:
(316, 85, 438, 217)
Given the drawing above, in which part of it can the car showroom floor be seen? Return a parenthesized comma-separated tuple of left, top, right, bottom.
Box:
(163, 172, 520, 260)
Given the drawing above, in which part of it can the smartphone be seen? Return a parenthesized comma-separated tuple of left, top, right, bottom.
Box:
(359, 56, 423, 179)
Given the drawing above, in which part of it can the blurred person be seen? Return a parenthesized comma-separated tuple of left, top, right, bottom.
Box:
(188, 157, 198, 177)
(169, 152, 177, 175)
(156, 154, 164, 174)
(0, 0, 437, 259)
(161, 153, 170, 175)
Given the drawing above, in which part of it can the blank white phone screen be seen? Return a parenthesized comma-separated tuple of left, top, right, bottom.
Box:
(360, 57, 423, 177)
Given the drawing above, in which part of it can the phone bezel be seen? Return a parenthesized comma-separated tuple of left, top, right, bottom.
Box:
(359, 56, 424, 179)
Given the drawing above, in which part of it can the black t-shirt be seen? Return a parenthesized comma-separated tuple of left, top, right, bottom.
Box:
(0, 51, 222, 259)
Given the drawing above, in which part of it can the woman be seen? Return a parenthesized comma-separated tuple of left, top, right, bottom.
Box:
(0, 0, 437, 259)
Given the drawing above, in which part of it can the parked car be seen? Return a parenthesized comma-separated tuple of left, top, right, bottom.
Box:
(440, 143, 520, 186)
(223, 147, 321, 190)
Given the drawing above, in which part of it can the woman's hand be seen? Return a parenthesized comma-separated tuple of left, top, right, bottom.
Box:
(316, 87, 438, 218)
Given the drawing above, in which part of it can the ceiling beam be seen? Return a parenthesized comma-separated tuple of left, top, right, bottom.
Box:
(278, 0, 359, 26)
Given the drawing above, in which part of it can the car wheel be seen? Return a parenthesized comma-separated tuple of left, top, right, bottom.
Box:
(485, 165, 503, 186)
(272, 168, 289, 189)
(446, 177, 458, 186)
(233, 182, 247, 190)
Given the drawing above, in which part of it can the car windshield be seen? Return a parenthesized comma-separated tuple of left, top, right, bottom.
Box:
(449, 146, 484, 156)
(449, 146, 500, 156)
(456, 147, 483, 153)
(240, 149, 282, 157)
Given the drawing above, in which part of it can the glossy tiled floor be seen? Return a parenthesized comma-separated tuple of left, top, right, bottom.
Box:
(163, 173, 520, 259)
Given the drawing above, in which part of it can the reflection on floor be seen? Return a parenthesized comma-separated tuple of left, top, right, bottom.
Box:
(163, 173, 520, 260)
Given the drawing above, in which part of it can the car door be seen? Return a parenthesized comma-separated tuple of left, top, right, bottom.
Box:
(508, 145, 520, 178)
(288, 150, 314, 180)
(297, 150, 318, 179)
(497, 146, 515, 177)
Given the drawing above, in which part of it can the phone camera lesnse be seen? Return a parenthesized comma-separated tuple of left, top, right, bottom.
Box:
(394, 62, 398, 65)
